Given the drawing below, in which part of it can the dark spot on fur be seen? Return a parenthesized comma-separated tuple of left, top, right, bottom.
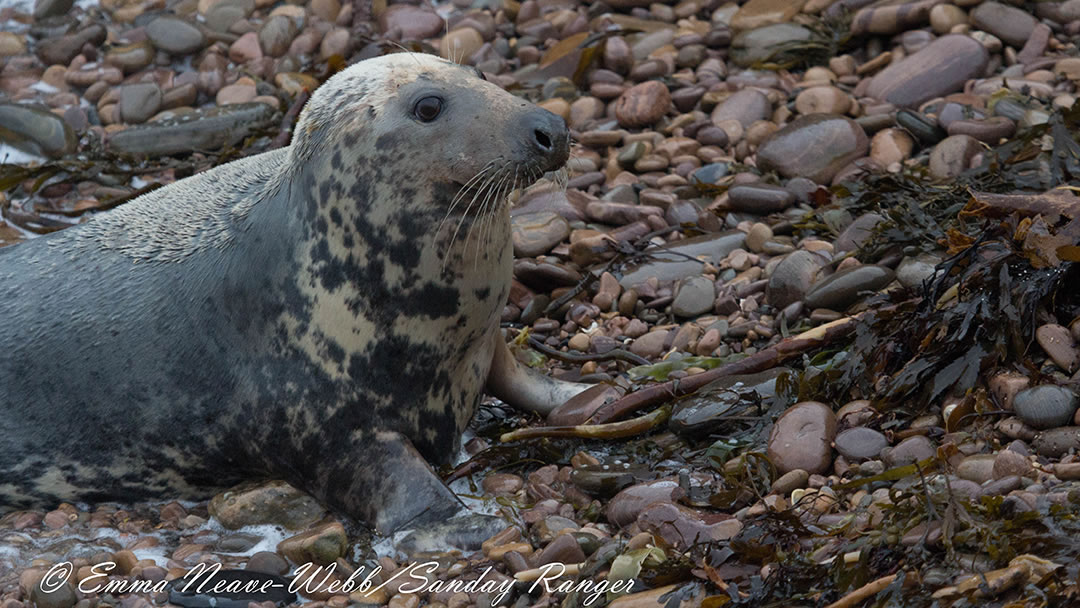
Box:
(329, 208, 343, 226)
(375, 132, 399, 151)
(474, 287, 490, 300)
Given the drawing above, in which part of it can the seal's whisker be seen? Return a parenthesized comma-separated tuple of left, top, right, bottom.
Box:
(438, 160, 498, 247)
(471, 168, 511, 269)
(480, 164, 515, 265)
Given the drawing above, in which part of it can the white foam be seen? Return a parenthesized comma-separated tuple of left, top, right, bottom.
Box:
(0, 143, 46, 165)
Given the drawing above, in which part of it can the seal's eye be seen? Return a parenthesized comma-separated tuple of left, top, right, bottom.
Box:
(414, 96, 443, 122)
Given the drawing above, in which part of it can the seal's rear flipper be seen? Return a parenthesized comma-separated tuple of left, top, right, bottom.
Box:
(396, 512, 509, 554)
(486, 331, 591, 415)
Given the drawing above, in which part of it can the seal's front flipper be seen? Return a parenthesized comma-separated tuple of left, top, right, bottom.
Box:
(324, 431, 463, 535)
(486, 331, 591, 415)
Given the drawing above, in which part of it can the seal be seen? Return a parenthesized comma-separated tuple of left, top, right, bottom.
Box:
(0, 53, 572, 535)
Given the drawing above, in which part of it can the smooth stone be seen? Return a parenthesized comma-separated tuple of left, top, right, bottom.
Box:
(168, 570, 295, 608)
(511, 211, 570, 258)
(895, 253, 941, 289)
(803, 265, 895, 310)
(765, 250, 822, 309)
(0, 32, 26, 57)
(31, 582, 76, 608)
(884, 435, 935, 467)
(947, 116, 1015, 143)
(277, 521, 348, 565)
(992, 450, 1033, 480)
(730, 0, 806, 31)
(629, 329, 670, 358)
(605, 480, 684, 527)
(834, 212, 883, 253)
(727, 183, 795, 214)
(794, 86, 851, 116)
(36, 24, 106, 66)
(379, 5, 445, 40)
(928, 134, 980, 179)
(850, 0, 941, 36)
(866, 35, 989, 108)
(208, 480, 326, 530)
(104, 40, 155, 74)
(245, 551, 289, 575)
(146, 16, 207, 55)
(672, 276, 716, 317)
(710, 88, 771, 128)
(768, 401, 836, 475)
(258, 15, 298, 58)
(834, 427, 889, 461)
(33, 0, 74, 19)
(1036, 324, 1079, 373)
(956, 454, 997, 483)
(756, 114, 868, 184)
(108, 103, 276, 157)
(730, 23, 813, 67)
(619, 232, 746, 288)
(869, 127, 914, 167)
(691, 162, 730, 185)
(0, 104, 77, 159)
(614, 80, 671, 128)
(970, 2, 1037, 48)
(119, 83, 163, 125)
(1012, 385, 1079, 430)
(1033, 427, 1080, 458)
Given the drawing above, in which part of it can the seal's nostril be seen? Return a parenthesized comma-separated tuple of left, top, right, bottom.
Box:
(534, 129, 552, 152)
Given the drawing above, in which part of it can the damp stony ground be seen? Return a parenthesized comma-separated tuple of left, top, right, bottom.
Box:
(4, 0, 1080, 606)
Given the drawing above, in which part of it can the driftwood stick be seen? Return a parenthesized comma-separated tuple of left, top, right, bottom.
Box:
(588, 315, 861, 424)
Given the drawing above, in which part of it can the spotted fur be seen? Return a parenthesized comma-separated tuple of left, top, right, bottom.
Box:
(0, 54, 569, 533)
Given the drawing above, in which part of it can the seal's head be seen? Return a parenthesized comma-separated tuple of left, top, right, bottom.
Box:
(289, 53, 569, 211)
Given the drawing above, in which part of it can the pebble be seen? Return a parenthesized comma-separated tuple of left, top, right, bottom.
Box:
(1013, 385, 1079, 430)
(767, 401, 837, 475)
(794, 86, 851, 116)
(727, 183, 795, 214)
(756, 114, 869, 184)
(605, 480, 684, 527)
(511, 211, 570, 258)
(883, 435, 935, 467)
(0, 104, 77, 159)
(766, 250, 822, 309)
(208, 479, 326, 530)
(614, 81, 671, 128)
(834, 213, 884, 253)
(672, 276, 715, 318)
(380, 5, 445, 40)
(146, 16, 207, 55)
(0, 32, 28, 57)
(745, 222, 773, 253)
(277, 521, 348, 565)
(970, 2, 1038, 48)
(866, 34, 989, 108)
(833, 427, 889, 461)
(803, 265, 895, 311)
(710, 89, 771, 128)
(928, 134, 981, 179)
(895, 253, 941, 289)
(119, 83, 163, 125)
(1036, 324, 1079, 372)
